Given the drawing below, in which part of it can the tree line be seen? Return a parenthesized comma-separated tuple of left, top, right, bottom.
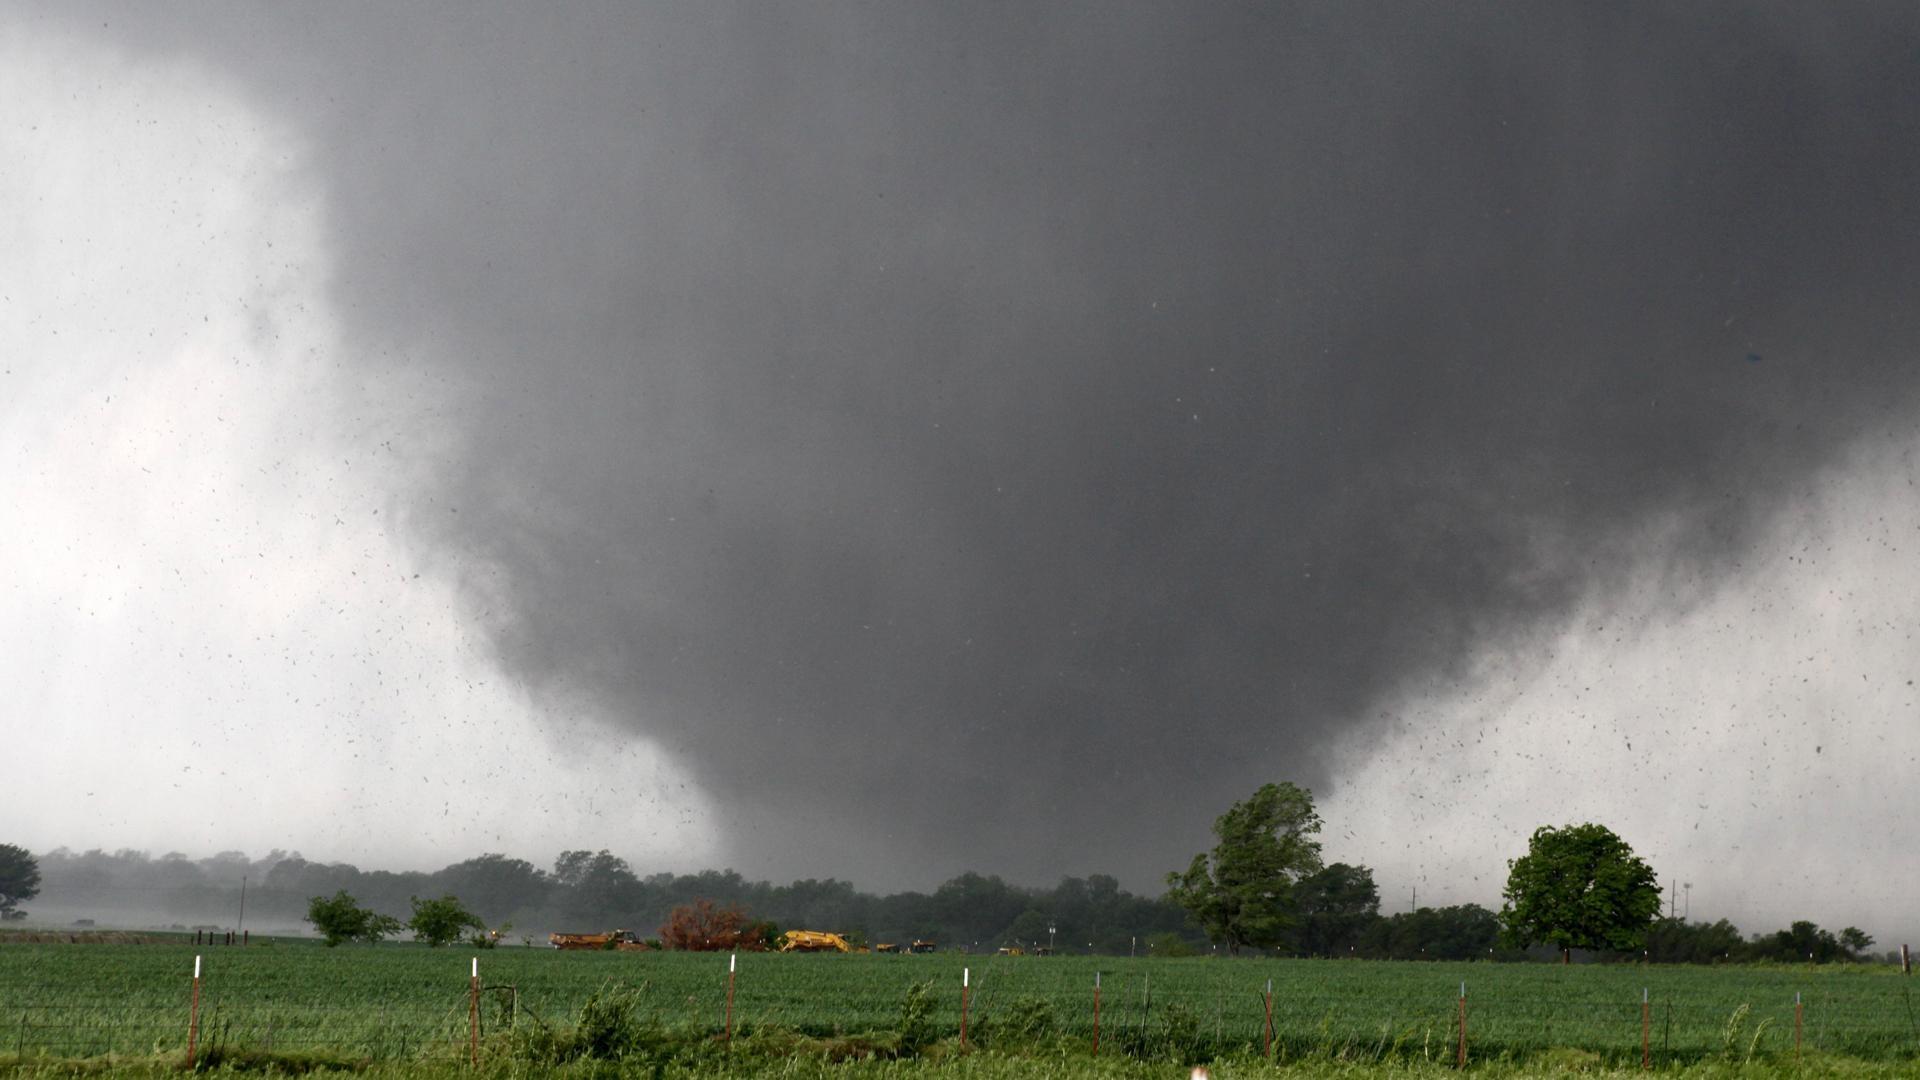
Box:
(29, 846, 1191, 953)
(24, 842, 1502, 958)
(1159, 783, 1885, 965)
(11, 801, 1888, 963)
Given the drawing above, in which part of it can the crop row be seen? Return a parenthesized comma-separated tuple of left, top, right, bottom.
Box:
(0, 944, 1914, 1064)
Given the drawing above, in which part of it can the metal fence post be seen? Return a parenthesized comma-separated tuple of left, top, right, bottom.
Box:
(1455, 982, 1466, 1069)
(185, 955, 202, 1068)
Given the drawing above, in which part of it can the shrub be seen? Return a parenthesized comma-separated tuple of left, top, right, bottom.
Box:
(510, 984, 664, 1065)
(407, 895, 485, 948)
(305, 891, 400, 947)
(897, 979, 938, 1053)
(979, 995, 1056, 1047)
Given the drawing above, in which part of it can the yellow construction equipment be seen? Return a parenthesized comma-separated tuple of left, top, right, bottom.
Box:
(779, 929, 854, 952)
(548, 929, 648, 951)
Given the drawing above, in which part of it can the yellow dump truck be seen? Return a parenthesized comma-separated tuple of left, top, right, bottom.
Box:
(548, 930, 649, 951)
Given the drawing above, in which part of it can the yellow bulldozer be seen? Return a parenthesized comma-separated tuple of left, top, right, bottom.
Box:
(779, 930, 855, 952)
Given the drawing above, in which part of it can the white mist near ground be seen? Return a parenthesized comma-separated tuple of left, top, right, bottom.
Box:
(1323, 434, 1920, 947)
(0, 32, 716, 872)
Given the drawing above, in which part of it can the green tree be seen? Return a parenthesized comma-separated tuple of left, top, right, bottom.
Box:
(552, 850, 641, 923)
(1165, 782, 1323, 953)
(408, 894, 486, 947)
(0, 845, 41, 920)
(1749, 920, 1872, 964)
(364, 911, 404, 944)
(306, 890, 364, 946)
(306, 889, 399, 946)
(1358, 904, 1509, 961)
(1500, 823, 1660, 963)
(929, 872, 1027, 949)
(1145, 930, 1196, 957)
(1000, 909, 1053, 952)
(1294, 862, 1380, 956)
(430, 854, 548, 922)
(1644, 917, 1746, 964)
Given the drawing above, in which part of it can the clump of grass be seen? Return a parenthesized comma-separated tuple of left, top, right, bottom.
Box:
(897, 979, 938, 1054)
(978, 995, 1056, 1047)
(505, 983, 672, 1066)
(1114, 999, 1205, 1064)
(1744, 1016, 1775, 1063)
(1721, 1003, 1751, 1060)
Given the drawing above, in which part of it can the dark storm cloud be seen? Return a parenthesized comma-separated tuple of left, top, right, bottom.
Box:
(25, 2, 1920, 886)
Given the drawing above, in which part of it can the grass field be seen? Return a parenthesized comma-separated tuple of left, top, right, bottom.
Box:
(0, 939, 1915, 1075)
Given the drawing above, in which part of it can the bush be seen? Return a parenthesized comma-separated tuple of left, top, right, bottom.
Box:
(1146, 931, 1196, 957)
(1156, 1002, 1205, 1065)
(978, 995, 1056, 1047)
(305, 891, 400, 947)
(509, 984, 666, 1065)
(659, 898, 761, 951)
(407, 895, 485, 948)
(573, 986, 654, 1060)
(897, 979, 938, 1053)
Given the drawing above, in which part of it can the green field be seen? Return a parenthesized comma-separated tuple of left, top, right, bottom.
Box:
(0, 940, 1915, 1075)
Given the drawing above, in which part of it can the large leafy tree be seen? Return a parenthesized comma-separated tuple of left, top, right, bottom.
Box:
(430, 854, 548, 922)
(1500, 823, 1660, 963)
(0, 845, 40, 920)
(929, 872, 1028, 948)
(1838, 926, 1876, 960)
(552, 849, 641, 923)
(1294, 862, 1381, 956)
(1165, 782, 1323, 953)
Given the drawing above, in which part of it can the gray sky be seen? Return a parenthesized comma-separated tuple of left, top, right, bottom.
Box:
(5, 3, 1917, 942)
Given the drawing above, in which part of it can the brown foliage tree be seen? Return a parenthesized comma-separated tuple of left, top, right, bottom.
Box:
(658, 898, 766, 951)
